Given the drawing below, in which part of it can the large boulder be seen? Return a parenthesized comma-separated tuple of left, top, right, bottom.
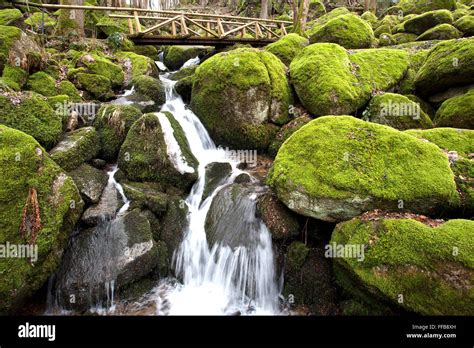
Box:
(0, 25, 42, 72)
(76, 53, 124, 88)
(309, 14, 375, 49)
(191, 47, 292, 151)
(94, 104, 143, 161)
(53, 209, 163, 311)
(269, 115, 312, 157)
(68, 163, 108, 205)
(332, 214, 473, 315)
(0, 9, 23, 26)
(133, 75, 165, 105)
(434, 89, 474, 128)
(363, 93, 433, 130)
(267, 116, 460, 222)
(454, 15, 474, 36)
(26, 72, 82, 101)
(49, 127, 101, 171)
(75, 73, 114, 101)
(414, 38, 474, 97)
(417, 23, 462, 40)
(403, 10, 454, 35)
(0, 125, 83, 314)
(398, 0, 456, 15)
(265, 34, 309, 66)
(0, 92, 62, 150)
(116, 51, 159, 84)
(305, 7, 350, 37)
(118, 112, 198, 191)
(163, 46, 213, 70)
(290, 43, 409, 116)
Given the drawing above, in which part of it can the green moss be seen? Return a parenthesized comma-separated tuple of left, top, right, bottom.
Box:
(417, 23, 462, 40)
(76, 73, 113, 100)
(78, 53, 124, 88)
(267, 116, 460, 221)
(133, 75, 165, 105)
(289, 43, 410, 116)
(454, 15, 474, 35)
(0, 9, 22, 26)
(191, 47, 291, 151)
(287, 242, 309, 269)
(374, 24, 391, 38)
(26, 72, 58, 97)
(391, 32, 418, 44)
(309, 14, 375, 49)
(0, 125, 83, 314)
(332, 217, 474, 315)
(308, 0, 326, 20)
(0, 93, 62, 149)
(403, 10, 454, 35)
(118, 112, 198, 190)
(50, 127, 101, 171)
(363, 93, 433, 130)
(265, 33, 309, 66)
(94, 104, 143, 161)
(361, 11, 378, 28)
(24, 12, 56, 28)
(0, 25, 22, 59)
(2, 65, 27, 89)
(58, 80, 82, 102)
(434, 89, 474, 128)
(305, 7, 350, 37)
(404, 127, 474, 156)
(269, 115, 312, 157)
(415, 38, 474, 97)
(450, 157, 474, 215)
(96, 14, 129, 36)
(163, 46, 212, 71)
(131, 45, 159, 60)
(116, 51, 158, 83)
(398, 0, 456, 14)
(397, 49, 429, 94)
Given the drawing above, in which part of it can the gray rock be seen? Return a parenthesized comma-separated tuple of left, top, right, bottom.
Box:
(202, 162, 232, 202)
(69, 164, 108, 204)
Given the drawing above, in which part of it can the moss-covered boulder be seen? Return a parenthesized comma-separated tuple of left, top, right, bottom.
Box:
(0, 25, 42, 72)
(94, 104, 143, 161)
(75, 73, 113, 100)
(133, 75, 165, 105)
(116, 51, 159, 84)
(118, 112, 198, 191)
(163, 46, 212, 70)
(191, 47, 292, 151)
(398, 0, 456, 14)
(397, 49, 429, 94)
(0, 92, 62, 150)
(268, 115, 312, 157)
(308, 0, 326, 20)
(160, 196, 188, 254)
(267, 116, 460, 222)
(309, 14, 375, 49)
(175, 76, 193, 103)
(77, 53, 124, 88)
(0, 125, 83, 314)
(404, 127, 474, 156)
(403, 10, 454, 35)
(305, 7, 350, 37)
(433, 89, 474, 128)
(417, 23, 462, 40)
(415, 38, 474, 97)
(290, 43, 409, 116)
(374, 24, 392, 38)
(49, 127, 101, 171)
(121, 181, 168, 217)
(332, 215, 473, 315)
(26, 72, 82, 101)
(454, 15, 474, 36)
(363, 93, 433, 130)
(1, 64, 28, 91)
(361, 11, 378, 28)
(0, 9, 22, 26)
(265, 34, 309, 66)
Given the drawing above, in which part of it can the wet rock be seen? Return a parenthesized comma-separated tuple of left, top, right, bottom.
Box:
(160, 196, 188, 255)
(68, 163, 108, 204)
(234, 173, 251, 183)
(256, 193, 301, 239)
(81, 179, 123, 226)
(121, 181, 168, 217)
(202, 162, 232, 202)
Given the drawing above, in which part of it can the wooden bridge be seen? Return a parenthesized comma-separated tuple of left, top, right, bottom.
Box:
(11, 1, 293, 46)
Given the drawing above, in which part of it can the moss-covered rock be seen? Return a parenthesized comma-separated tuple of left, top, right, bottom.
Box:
(363, 93, 433, 130)
(202, 162, 232, 202)
(49, 127, 101, 171)
(404, 127, 474, 156)
(332, 215, 473, 315)
(361, 11, 378, 28)
(118, 112, 198, 190)
(403, 10, 454, 35)
(309, 14, 375, 49)
(0, 92, 62, 150)
(160, 196, 188, 254)
(0, 125, 83, 314)
(121, 181, 168, 217)
(308, 0, 326, 20)
(1, 64, 28, 90)
(163, 46, 212, 70)
(175, 76, 193, 103)
(433, 89, 474, 128)
(397, 49, 429, 94)
(415, 38, 474, 97)
(191, 47, 292, 151)
(0, 25, 42, 72)
(268, 115, 312, 157)
(75, 73, 113, 100)
(116, 51, 159, 84)
(77, 53, 124, 88)
(374, 24, 392, 38)
(267, 116, 460, 222)
(94, 104, 143, 161)
(305, 7, 350, 37)
(417, 23, 462, 40)
(133, 75, 165, 105)
(68, 163, 108, 204)
(290, 43, 409, 116)
(27, 72, 82, 101)
(454, 15, 474, 36)
(265, 33, 309, 66)
(398, 0, 456, 14)
(95, 14, 129, 36)
(0, 9, 22, 26)
(169, 65, 196, 81)
(25, 12, 56, 30)
(450, 155, 474, 216)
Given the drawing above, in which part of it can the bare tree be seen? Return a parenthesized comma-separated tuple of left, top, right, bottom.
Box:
(290, 0, 310, 34)
(364, 0, 377, 13)
(260, 0, 269, 19)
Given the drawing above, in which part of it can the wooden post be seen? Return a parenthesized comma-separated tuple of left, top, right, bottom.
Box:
(134, 10, 142, 33)
(255, 22, 262, 38)
(280, 23, 287, 36)
(206, 21, 211, 37)
(181, 15, 189, 35)
(128, 18, 134, 34)
(217, 17, 224, 37)
(171, 20, 177, 36)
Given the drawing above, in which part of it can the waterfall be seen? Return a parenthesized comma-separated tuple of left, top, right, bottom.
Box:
(156, 62, 280, 315)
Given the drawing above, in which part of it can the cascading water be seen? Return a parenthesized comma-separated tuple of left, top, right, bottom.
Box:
(154, 65, 280, 315)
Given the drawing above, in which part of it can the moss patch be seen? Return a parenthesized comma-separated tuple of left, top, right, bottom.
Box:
(404, 127, 474, 156)
(265, 33, 309, 66)
(434, 89, 474, 128)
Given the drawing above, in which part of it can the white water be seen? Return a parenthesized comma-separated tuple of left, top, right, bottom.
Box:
(154, 63, 280, 315)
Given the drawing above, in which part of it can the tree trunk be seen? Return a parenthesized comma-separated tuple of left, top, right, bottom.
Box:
(57, 0, 85, 38)
(292, 0, 310, 34)
(260, 0, 269, 19)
